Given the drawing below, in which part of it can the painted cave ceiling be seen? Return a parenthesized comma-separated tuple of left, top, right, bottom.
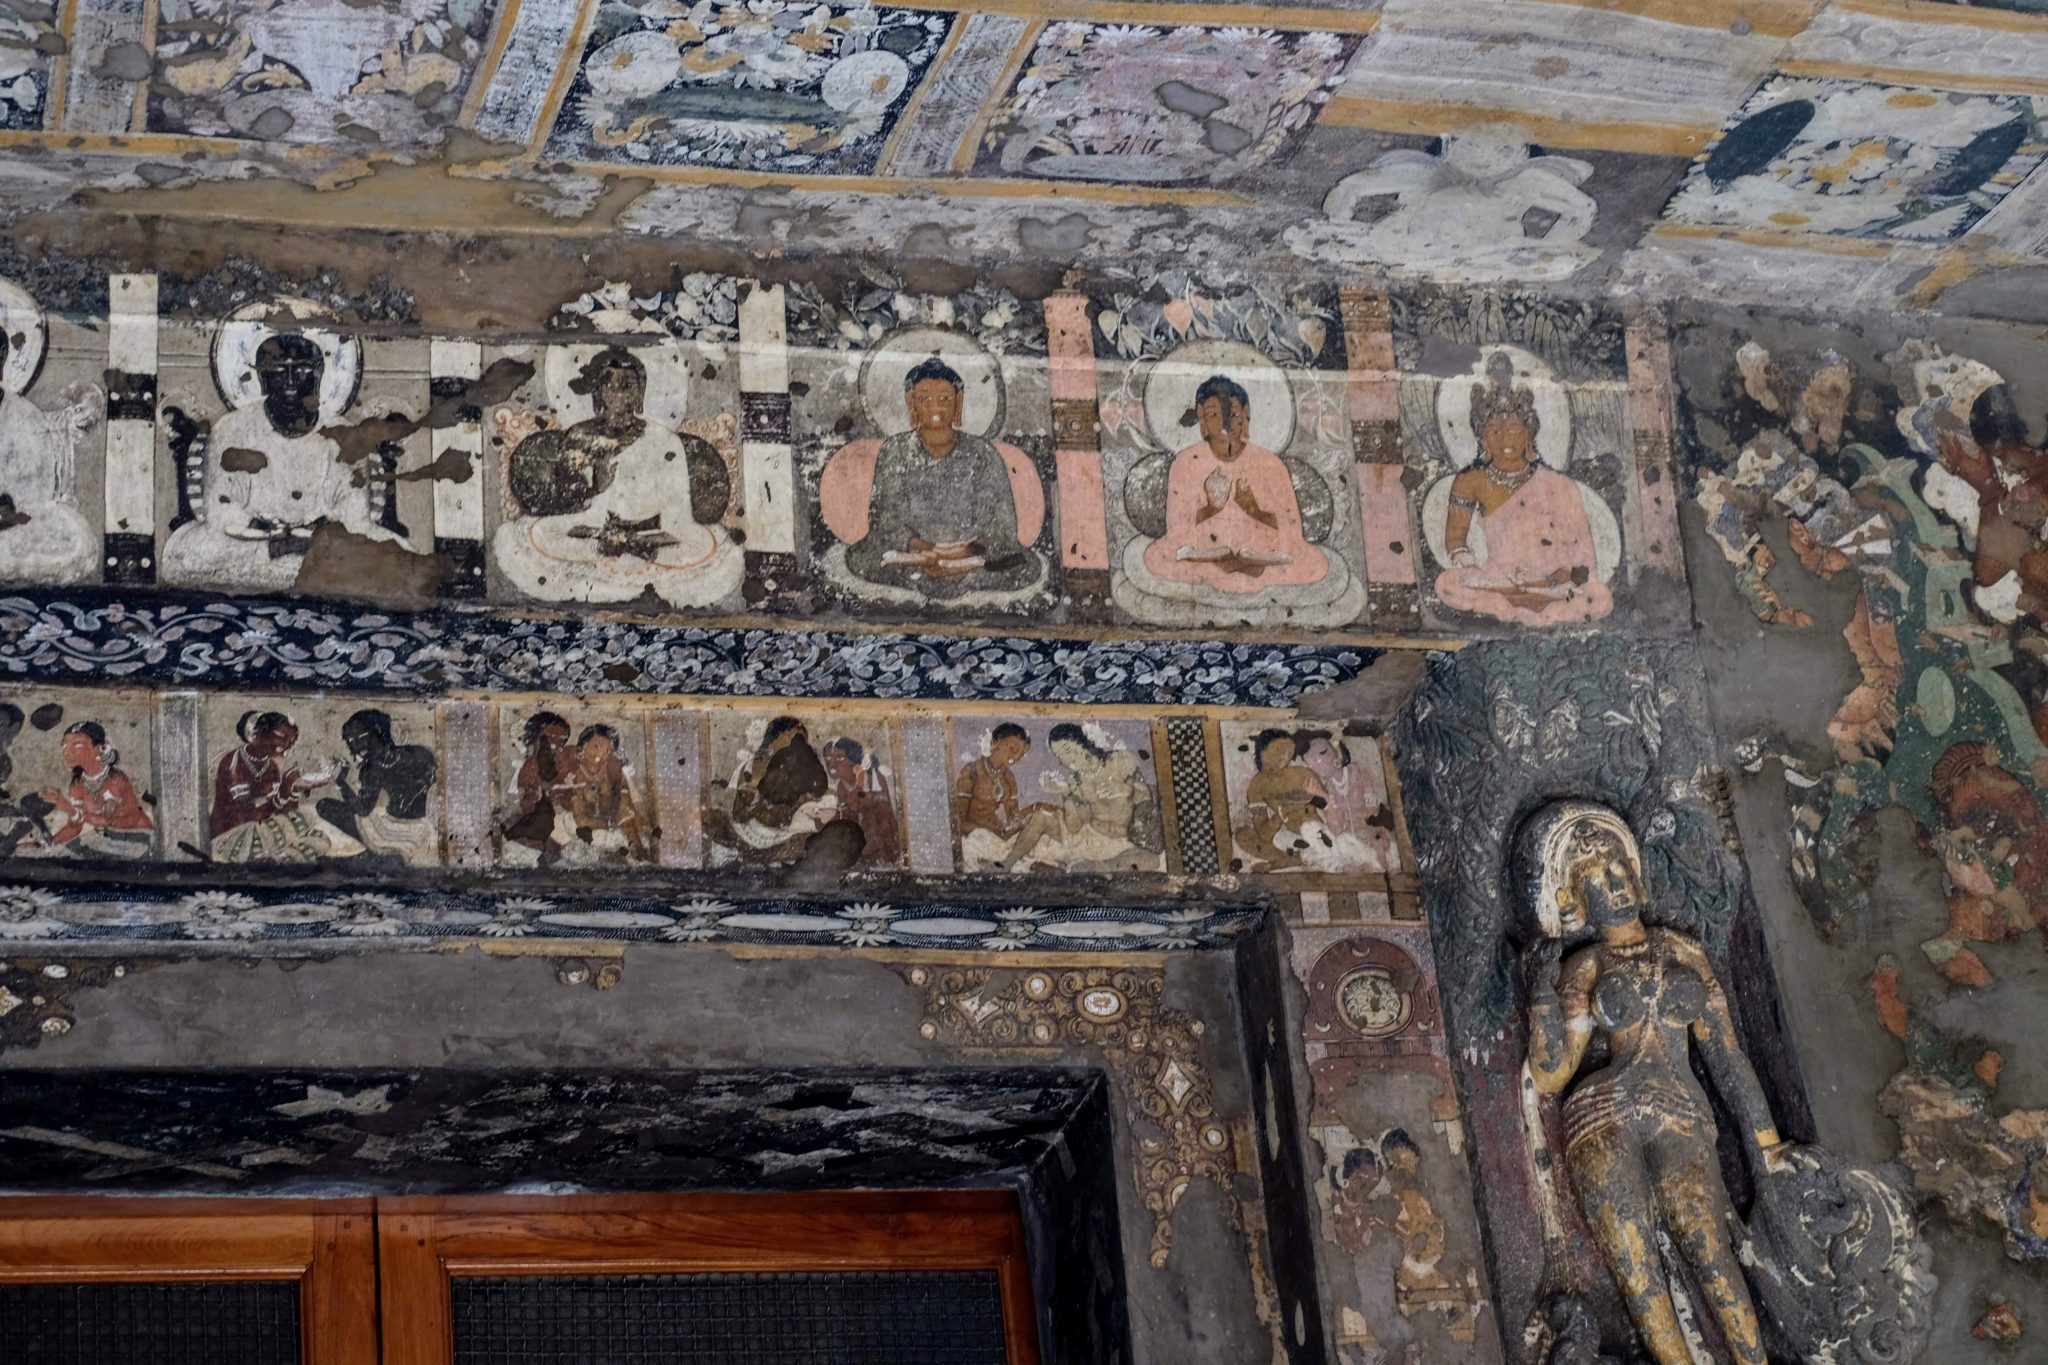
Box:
(1, 0, 2046, 323)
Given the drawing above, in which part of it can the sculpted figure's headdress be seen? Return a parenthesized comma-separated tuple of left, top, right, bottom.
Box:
(1470, 350, 1541, 446)
(1517, 800, 1639, 938)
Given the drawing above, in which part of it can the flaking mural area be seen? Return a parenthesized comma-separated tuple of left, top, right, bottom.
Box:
(1678, 307, 2048, 1355)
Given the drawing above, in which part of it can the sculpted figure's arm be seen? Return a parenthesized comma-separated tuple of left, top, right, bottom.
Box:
(1674, 934, 1787, 1166)
(1527, 943, 1597, 1096)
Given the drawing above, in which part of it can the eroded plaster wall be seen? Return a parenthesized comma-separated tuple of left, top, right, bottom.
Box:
(1676, 304, 2048, 1355)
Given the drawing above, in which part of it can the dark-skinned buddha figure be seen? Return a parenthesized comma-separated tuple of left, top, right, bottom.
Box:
(845, 355, 1041, 598)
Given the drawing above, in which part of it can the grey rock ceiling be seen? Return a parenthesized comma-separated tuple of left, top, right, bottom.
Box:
(3, 0, 2046, 321)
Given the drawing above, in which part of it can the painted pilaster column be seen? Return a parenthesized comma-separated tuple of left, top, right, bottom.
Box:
(104, 273, 157, 585)
(1340, 286, 1418, 628)
(739, 282, 797, 590)
(1625, 317, 1686, 587)
(1045, 290, 1110, 609)
(430, 339, 487, 598)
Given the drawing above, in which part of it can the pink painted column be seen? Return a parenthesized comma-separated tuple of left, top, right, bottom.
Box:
(1341, 287, 1419, 628)
(1626, 318, 1686, 586)
(1044, 291, 1111, 606)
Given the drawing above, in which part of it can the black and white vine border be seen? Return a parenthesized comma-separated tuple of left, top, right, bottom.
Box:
(0, 592, 1380, 707)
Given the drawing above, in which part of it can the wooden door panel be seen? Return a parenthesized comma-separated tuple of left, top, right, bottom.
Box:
(378, 1190, 1040, 1365)
(0, 1196, 377, 1365)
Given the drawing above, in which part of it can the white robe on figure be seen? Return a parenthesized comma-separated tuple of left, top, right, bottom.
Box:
(0, 395, 96, 584)
(162, 406, 402, 591)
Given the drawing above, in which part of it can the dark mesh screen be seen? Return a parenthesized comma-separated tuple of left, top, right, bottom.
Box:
(0, 1280, 300, 1364)
(450, 1270, 1010, 1364)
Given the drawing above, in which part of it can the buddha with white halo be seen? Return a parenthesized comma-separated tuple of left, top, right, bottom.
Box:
(1424, 348, 1617, 626)
(493, 341, 742, 610)
(818, 328, 1046, 607)
(0, 279, 97, 585)
(1115, 339, 1363, 626)
(162, 299, 404, 592)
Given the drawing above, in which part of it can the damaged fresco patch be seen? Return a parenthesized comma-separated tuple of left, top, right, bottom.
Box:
(1690, 336, 2048, 987)
(972, 21, 1358, 185)
(1665, 76, 2048, 243)
(1285, 129, 1602, 284)
(147, 0, 502, 145)
(542, 1, 949, 174)
(1684, 320, 2048, 1306)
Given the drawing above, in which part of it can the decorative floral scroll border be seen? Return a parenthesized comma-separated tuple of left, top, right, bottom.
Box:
(0, 592, 1379, 707)
(905, 963, 1237, 1265)
(904, 962, 1288, 1352)
(0, 883, 1261, 953)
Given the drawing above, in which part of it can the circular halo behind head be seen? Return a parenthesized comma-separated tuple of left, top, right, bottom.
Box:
(543, 340, 692, 430)
(0, 277, 48, 397)
(1514, 800, 1640, 940)
(1436, 344, 1572, 470)
(1142, 339, 1295, 455)
(859, 327, 1004, 439)
(213, 298, 363, 422)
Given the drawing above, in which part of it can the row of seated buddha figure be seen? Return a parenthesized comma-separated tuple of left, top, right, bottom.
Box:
(3, 286, 1616, 629)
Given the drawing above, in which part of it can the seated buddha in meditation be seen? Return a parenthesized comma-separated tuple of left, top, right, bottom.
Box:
(1143, 375, 1327, 592)
(163, 331, 404, 591)
(846, 356, 1041, 599)
(495, 346, 738, 609)
(1434, 353, 1611, 625)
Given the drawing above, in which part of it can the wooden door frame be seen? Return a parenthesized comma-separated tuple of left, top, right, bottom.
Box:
(377, 1189, 1040, 1365)
(0, 1195, 378, 1365)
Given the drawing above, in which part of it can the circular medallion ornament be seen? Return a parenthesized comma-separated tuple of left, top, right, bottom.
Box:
(1335, 965, 1411, 1038)
(821, 49, 909, 114)
(1079, 987, 1127, 1022)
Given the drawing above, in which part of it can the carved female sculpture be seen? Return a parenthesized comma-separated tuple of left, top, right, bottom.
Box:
(1522, 803, 1782, 1365)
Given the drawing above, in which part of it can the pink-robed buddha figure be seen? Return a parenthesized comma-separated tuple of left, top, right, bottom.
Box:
(1435, 355, 1611, 625)
(1144, 375, 1328, 591)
